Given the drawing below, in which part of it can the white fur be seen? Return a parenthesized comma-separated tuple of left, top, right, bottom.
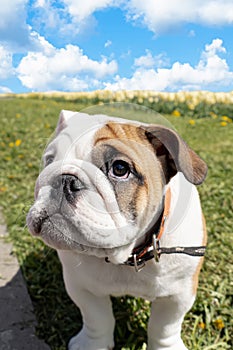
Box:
(27, 111, 206, 350)
(57, 172, 205, 350)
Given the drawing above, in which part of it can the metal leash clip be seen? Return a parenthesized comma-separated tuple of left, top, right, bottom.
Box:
(152, 234, 161, 263)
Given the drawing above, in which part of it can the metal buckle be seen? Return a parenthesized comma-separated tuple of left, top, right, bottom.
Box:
(153, 234, 161, 263)
(133, 254, 145, 272)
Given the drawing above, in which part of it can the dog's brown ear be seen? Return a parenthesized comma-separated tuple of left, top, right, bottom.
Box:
(55, 110, 76, 135)
(143, 125, 207, 185)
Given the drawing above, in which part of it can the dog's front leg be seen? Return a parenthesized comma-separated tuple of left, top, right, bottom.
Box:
(65, 286, 115, 350)
(147, 293, 195, 350)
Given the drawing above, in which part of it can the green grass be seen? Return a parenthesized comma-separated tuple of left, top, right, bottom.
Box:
(0, 96, 232, 350)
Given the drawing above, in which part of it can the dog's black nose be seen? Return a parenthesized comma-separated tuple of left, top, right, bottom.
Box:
(61, 174, 84, 203)
(27, 208, 49, 235)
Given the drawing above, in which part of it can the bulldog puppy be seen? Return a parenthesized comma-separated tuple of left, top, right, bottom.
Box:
(27, 110, 207, 350)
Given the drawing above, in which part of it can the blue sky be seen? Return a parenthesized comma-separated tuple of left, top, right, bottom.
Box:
(0, 0, 233, 93)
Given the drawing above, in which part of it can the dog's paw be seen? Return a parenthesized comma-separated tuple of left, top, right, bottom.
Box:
(68, 329, 114, 350)
(147, 339, 188, 350)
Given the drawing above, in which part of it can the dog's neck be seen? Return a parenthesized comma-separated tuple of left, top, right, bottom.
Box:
(134, 187, 171, 250)
(121, 186, 206, 271)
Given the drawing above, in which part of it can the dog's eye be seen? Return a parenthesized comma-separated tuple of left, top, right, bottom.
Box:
(109, 160, 131, 179)
(44, 155, 54, 167)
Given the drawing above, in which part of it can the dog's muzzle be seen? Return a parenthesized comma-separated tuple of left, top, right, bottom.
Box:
(28, 174, 84, 235)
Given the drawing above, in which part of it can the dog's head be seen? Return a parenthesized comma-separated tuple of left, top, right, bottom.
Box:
(27, 110, 207, 264)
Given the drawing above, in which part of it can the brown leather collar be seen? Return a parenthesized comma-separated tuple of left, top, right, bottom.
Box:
(124, 241, 206, 272)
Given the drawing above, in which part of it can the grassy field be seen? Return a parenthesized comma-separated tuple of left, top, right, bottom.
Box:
(0, 94, 232, 349)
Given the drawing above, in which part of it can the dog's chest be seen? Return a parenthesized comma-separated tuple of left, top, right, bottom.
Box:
(58, 251, 191, 301)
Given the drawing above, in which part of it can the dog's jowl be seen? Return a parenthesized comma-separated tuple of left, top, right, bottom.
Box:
(27, 110, 207, 350)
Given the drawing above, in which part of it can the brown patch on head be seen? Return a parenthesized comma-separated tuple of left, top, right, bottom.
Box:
(92, 122, 165, 226)
(94, 122, 149, 146)
(192, 214, 207, 295)
(92, 121, 207, 230)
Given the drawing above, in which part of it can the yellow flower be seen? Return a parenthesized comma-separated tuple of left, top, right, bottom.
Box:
(15, 139, 22, 147)
(9, 142, 14, 147)
(15, 113, 21, 118)
(221, 116, 232, 123)
(44, 123, 51, 129)
(189, 119, 195, 126)
(172, 110, 181, 117)
(27, 163, 33, 168)
(18, 154, 24, 159)
(0, 187, 7, 192)
(220, 121, 227, 127)
(214, 318, 225, 330)
(198, 322, 206, 329)
(4, 156, 11, 161)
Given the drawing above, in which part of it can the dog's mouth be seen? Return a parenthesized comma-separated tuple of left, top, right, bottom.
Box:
(27, 208, 136, 264)
(27, 209, 95, 251)
(27, 202, 136, 252)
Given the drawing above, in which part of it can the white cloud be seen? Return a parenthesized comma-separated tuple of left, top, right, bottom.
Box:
(30, 0, 103, 41)
(134, 50, 169, 68)
(16, 38, 118, 91)
(104, 39, 233, 91)
(0, 0, 33, 49)
(125, 0, 233, 34)
(1, 0, 230, 54)
(0, 0, 26, 29)
(204, 38, 226, 56)
(30, 0, 233, 33)
(29, 31, 55, 55)
(0, 46, 14, 79)
(27, 1, 229, 46)
(0, 86, 12, 93)
(32, 0, 68, 32)
(34, 0, 47, 6)
(62, 0, 119, 21)
(134, 50, 155, 68)
(0, 1, 55, 53)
